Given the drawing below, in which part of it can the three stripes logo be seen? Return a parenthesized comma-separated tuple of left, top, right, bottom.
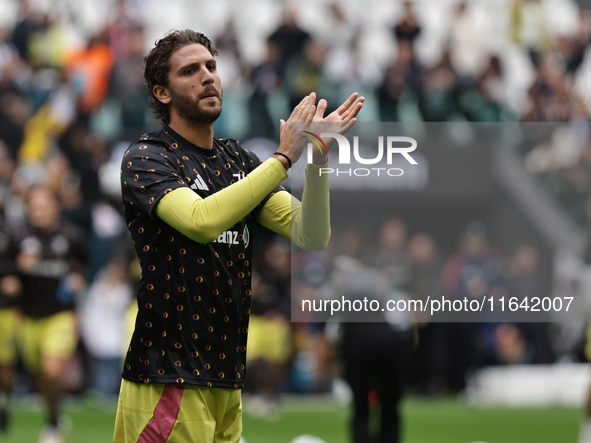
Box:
(190, 173, 209, 191)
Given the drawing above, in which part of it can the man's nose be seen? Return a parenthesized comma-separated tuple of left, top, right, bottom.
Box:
(201, 66, 214, 84)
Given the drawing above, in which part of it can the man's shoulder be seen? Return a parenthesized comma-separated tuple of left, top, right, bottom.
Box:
(122, 129, 177, 165)
(129, 129, 169, 148)
(215, 137, 242, 151)
(215, 138, 263, 166)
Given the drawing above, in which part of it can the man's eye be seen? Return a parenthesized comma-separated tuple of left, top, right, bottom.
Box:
(208, 65, 216, 71)
(185, 69, 194, 74)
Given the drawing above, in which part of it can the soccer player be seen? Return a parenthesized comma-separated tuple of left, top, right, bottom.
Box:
(0, 216, 21, 432)
(15, 186, 87, 443)
(114, 29, 363, 442)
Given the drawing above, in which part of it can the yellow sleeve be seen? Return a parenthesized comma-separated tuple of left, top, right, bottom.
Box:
(257, 162, 330, 251)
(155, 158, 287, 243)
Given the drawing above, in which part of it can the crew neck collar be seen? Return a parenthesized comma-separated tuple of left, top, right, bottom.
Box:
(164, 125, 217, 157)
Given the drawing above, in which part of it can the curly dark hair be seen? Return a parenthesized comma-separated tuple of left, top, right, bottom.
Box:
(144, 30, 218, 125)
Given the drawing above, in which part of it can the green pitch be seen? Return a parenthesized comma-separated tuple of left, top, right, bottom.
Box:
(0, 396, 581, 442)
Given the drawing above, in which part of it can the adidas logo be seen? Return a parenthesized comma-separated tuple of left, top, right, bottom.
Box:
(190, 173, 209, 191)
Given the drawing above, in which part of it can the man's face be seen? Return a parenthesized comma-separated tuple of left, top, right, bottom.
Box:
(165, 43, 223, 124)
(27, 188, 59, 230)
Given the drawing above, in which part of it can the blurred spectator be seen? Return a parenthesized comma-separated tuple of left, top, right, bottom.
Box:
(461, 55, 514, 121)
(257, 238, 292, 317)
(378, 38, 423, 121)
(0, 93, 28, 160)
(370, 219, 412, 289)
(329, 226, 414, 443)
(510, 0, 553, 64)
(339, 270, 413, 443)
(58, 124, 104, 204)
(66, 31, 115, 124)
(326, 40, 382, 105)
(245, 271, 292, 419)
(107, 0, 147, 60)
(501, 245, 552, 364)
(418, 49, 458, 121)
(0, 142, 15, 206)
(284, 39, 335, 111)
(108, 25, 147, 134)
(448, 2, 489, 85)
(407, 233, 448, 395)
(10, 0, 44, 63)
(316, 2, 355, 50)
(268, 8, 310, 76)
(18, 71, 76, 164)
(248, 40, 282, 138)
(81, 256, 133, 397)
(394, 1, 421, 43)
(440, 222, 504, 386)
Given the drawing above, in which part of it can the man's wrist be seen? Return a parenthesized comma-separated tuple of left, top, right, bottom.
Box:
(312, 153, 328, 166)
(272, 154, 291, 171)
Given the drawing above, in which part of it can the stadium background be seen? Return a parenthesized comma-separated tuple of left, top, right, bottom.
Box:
(1, 0, 591, 441)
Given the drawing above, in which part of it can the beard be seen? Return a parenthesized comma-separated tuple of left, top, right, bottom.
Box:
(169, 85, 223, 124)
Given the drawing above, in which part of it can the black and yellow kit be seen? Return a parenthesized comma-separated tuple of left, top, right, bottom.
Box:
(120, 126, 288, 389)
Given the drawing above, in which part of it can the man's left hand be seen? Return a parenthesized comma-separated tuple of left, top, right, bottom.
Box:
(312, 93, 365, 165)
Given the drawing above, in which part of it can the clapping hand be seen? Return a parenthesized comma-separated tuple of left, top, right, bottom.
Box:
(274, 92, 365, 167)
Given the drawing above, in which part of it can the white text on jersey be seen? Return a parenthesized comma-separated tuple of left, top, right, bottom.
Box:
(214, 230, 239, 245)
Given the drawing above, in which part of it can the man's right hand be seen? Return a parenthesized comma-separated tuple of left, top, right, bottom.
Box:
(273, 93, 318, 169)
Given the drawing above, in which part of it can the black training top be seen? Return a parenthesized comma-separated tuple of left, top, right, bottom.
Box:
(120, 125, 284, 388)
(0, 221, 18, 309)
(15, 222, 87, 318)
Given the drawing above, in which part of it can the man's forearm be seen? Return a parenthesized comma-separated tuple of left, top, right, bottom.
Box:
(296, 162, 331, 250)
(156, 158, 287, 243)
(258, 162, 330, 251)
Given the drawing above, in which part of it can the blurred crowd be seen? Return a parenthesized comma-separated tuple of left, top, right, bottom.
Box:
(288, 220, 554, 394)
(0, 0, 590, 411)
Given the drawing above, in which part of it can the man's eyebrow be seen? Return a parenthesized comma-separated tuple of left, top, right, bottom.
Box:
(177, 58, 217, 73)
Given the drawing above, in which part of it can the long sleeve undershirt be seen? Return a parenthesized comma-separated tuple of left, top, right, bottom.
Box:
(155, 158, 330, 251)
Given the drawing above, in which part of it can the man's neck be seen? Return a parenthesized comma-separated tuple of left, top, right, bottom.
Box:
(168, 115, 214, 150)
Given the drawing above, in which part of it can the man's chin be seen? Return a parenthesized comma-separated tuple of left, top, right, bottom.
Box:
(183, 106, 222, 124)
(200, 107, 222, 124)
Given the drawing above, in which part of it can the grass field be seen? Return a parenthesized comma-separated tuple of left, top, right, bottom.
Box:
(0, 396, 582, 443)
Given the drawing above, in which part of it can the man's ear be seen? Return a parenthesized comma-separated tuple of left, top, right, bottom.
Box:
(153, 85, 171, 104)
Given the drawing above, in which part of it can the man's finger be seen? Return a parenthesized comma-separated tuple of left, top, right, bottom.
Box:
(314, 99, 328, 121)
(303, 93, 316, 116)
(306, 105, 316, 122)
(295, 94, 313, 121)
(336, 92, 359, 115)
(288, 95, 310, 123)
(341, 97, 365, 120)
(299, 93, 316, 121)
(341, 118, 357, 134)
(343, 101, 365, 121)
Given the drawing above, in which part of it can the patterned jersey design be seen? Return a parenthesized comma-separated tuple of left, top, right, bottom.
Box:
(120, 125, 283, 388)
